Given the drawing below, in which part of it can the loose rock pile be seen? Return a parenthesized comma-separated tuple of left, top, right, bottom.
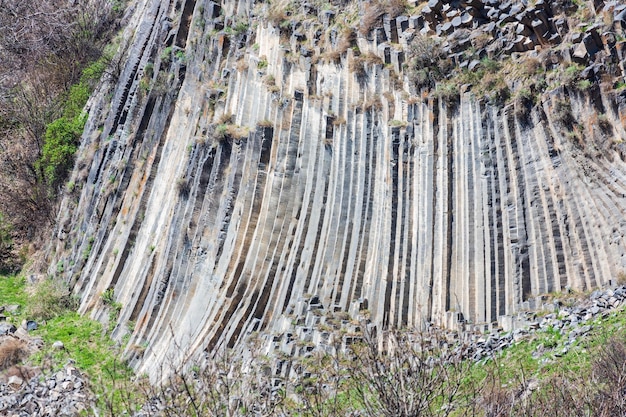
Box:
(0, 364, 94, 417)
(462, 285, 626, 361)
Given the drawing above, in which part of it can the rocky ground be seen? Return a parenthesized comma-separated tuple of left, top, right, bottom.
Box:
(0, 363, 94, 417)
(462, 284, 626, 362)
(0, 318, 94, 416)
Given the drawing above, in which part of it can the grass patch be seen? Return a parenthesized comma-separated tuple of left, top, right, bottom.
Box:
(0, 275, 27, 307)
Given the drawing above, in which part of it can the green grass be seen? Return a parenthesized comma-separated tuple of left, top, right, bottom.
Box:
(0, 275, 27, 307)
(0, 274, 137, 413)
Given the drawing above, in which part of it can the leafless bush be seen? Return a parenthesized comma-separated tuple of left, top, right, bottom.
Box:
(478, 338, 626, 417)
(0, 0, 120, 264)
(0, 338, 28, 371)
(591, 338, 626, 416)
(100, 346, 285, 417)
(347, 329, 478, 417)
(288, 342, 356, 417)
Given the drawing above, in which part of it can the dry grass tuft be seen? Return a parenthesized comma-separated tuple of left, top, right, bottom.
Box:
(0, 338, 28, 371)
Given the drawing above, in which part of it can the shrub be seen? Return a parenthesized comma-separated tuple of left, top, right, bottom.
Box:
(407, 35, 450, 90)
(160, 46, 174, 65)
(553, 98, 575, 129)
(38, 115, 85, 187)
(436, 81, 459, 106)
(37, 66, 99, 190)
(176, 177, 190, 197)
(576, 79, 592, 90)
(102, 288, 116, 305)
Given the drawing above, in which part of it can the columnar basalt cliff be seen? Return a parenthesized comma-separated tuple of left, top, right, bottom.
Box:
(47, 0, 626, 377)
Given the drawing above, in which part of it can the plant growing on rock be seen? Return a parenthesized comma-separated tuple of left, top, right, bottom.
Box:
(359, 0, 408, 36)
(406, 35, 451, 90)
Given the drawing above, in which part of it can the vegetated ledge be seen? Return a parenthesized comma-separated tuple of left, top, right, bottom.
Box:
(42, 0, 626, 380)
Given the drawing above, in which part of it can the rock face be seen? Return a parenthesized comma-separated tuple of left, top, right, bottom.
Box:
(47, 0, 626, 377)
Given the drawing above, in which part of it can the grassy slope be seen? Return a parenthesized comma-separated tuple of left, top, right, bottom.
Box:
(0, 275, 136, 413)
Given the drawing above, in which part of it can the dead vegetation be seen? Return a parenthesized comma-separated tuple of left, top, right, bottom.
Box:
(0, 337, 28, 371)
(359, 0, 408, 36)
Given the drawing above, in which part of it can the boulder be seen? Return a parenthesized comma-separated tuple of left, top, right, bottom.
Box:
(396, 15, 410, 34)
(427, 0, 443, 12)
(408, 15, 425, 30)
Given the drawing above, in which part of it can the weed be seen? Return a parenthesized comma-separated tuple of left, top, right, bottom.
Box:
(553, 98, 575, 129)
(257, 119, 273, 128)
(0, 213, 13, 272)
(576, 79, 592, 90)
(102, 288, 116, 305)
(160, 46, 173, 64)
(176, 177, 190, 198)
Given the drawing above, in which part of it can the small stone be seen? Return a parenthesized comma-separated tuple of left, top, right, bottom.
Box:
(4, 305, 20, 314)
(61, 380, 74, 391)
(7, 375, 23, 389)
(21, 320, 38, 331)
(0, 323, 17, 335)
